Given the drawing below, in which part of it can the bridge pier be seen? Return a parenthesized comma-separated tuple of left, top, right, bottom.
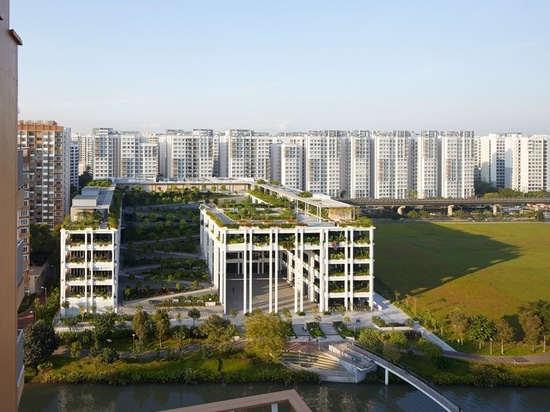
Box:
(384, 367, 389, 385)
(397, 206, 406, 215)
(447, 205, 454, 216)
(493, 204, 500, 215)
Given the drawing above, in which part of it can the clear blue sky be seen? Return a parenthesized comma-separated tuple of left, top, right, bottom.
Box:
(11, 0, 550, 135)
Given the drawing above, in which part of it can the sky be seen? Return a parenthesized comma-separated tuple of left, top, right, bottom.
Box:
(11, 0, 550, 135)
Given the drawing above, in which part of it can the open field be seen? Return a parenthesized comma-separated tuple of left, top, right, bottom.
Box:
(373, 221, 550, 324)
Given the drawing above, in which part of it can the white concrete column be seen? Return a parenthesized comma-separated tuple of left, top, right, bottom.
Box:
(248, 235, 253, 313)
(385, 367, 389, 385)
(268, 230, 273, 313)
(243, 241, 248, 314)
(274, 231, 279, 313)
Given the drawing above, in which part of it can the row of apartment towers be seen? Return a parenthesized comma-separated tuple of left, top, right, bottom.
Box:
(18, 120, 550, 230)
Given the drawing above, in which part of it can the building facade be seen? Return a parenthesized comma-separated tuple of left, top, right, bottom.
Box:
(70, 140, 79, 188)
(200, 185, 375, 314)
(161, 129, 216, 180)
(18, 120, 71, 229)
(477, 133, 549, 194)
(415, 131, 441, 199)
(440, 131, 476, 198)
(225, 129, 273, 180)
(343, 130, 372, 199)
(0, 0, 25, 406)
(372, 131, 413, 199)
(304, 130, 344, 198)
(60, 185, 121, 316)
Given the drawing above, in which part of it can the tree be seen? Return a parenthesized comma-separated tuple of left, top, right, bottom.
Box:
(467, 315, 496, 350)
(152, 309, 171, 349)
(93, 310, 117, 349)
(448, 308, 471, 345)
(494, 318, 514, 355)
(61, 300, 70, 317)
(199, 315, 238, 354)
(243, 309, 289, 363)
(78, 166, 93, 188)
(188, 308, 201, 326)
(358, 328, 383, 353)
(98, 347, 119, 369)
(519, 310, 543, 352)
(23, 319, 58, 369)
(78, 305, 86, 322)
(132, 308, 152, 341)
(70, 341, 82, 359)
(522, 300, 550, 351)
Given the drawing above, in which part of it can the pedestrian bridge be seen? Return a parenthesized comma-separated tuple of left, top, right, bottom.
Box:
(341, 343, 464, 412)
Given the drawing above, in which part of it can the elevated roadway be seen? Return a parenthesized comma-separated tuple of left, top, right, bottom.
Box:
(345, 197, 550, 216)
(345, 197, 550, 207)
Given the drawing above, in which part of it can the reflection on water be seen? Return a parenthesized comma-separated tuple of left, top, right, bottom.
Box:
(19, 382, 550, 412)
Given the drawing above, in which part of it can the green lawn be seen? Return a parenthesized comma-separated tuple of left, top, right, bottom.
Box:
(374, 222, 550, 323)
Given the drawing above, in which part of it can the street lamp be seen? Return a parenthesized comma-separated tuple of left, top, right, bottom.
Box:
(132, 333, 136, 347)
(41, 286, 48, 302)
(489, 338, 493, 355)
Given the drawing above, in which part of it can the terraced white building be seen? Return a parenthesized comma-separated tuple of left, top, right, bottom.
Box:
(200, 184, 375, 314)
(60, 185, 121, 316)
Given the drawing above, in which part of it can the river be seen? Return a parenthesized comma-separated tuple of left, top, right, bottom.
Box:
(18, 382, 550, 412)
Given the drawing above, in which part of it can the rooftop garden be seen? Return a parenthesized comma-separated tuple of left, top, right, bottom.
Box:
(62, 210, 103, 230)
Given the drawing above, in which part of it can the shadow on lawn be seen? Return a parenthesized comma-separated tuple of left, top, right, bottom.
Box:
(373, 221, 520, 299)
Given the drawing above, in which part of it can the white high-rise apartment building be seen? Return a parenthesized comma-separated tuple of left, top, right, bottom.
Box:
(440, 131, 475, 198)
(271, 133, 305, 190)
(477, 133, 518, 189)
(161, 129, 216, 180)
(73, 132, 94, 175)
(518, 135, 549, 193)
(305, 130, 344, 197)
(120, 132, 158, 181)
(226, 129, 272, 180)
(92, 129, 158, 181)
(92, 128, 120, 179)
(477, 133, 549, 193)
(372, 131, 413, 199)
(416, 131, 440, 199)
(343, 130, 372, 199)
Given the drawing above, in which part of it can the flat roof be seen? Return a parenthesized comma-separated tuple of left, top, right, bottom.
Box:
(159, 389, 311, 412)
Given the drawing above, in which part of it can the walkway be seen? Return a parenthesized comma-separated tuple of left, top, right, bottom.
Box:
(350, 343, 463, 412)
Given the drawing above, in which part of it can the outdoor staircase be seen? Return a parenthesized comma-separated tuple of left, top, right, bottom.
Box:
(282, 349, 356, 382)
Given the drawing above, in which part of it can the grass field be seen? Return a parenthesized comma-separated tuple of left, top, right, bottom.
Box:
(373, 221, 550, 326)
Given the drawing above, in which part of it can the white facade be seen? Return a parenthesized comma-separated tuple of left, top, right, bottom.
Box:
(415, 131, 440, 199)
(440, 131, 476, 198)
(92, 128, 120, 179)
(305, 130, 343, 198)
(74, 132, 94, 175)
(200, 186, 375, 314)
(226, 129, 273, 180)
(271, 133, 306, 190)
(120, 132, 158, 181)
(372, 131, 413, 199)
(343, 130, 372, 199)
(60, 185, 120, 315)
(162, 129, 216, 180)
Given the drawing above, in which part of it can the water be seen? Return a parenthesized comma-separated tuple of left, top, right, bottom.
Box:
(18, 382, 550, 412)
